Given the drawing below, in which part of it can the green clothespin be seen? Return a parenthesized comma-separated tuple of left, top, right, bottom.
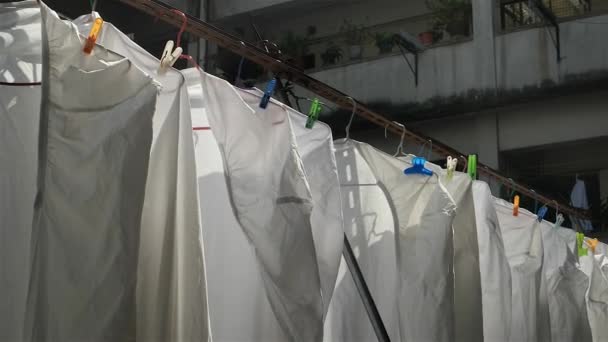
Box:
(467, 154, 477, 180)
(306, 99, 322, 129)
(577, 232, 588, 257)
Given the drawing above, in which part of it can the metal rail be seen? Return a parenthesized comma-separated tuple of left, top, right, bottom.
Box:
(117, 0, 588, 220)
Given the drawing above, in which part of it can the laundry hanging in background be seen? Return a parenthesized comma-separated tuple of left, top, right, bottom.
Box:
(25, 3, 158, 341)
(570, 177, 594, 232)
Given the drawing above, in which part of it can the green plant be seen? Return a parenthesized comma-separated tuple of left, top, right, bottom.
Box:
(279, 31, 311, 58)
(321, 43, 343, 66)
(339, 19, 371, 45)
(374, 32, 395, 53)
(426, 0, 472, 37)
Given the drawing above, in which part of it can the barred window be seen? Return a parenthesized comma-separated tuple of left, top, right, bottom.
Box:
(499, 0, 602, 31)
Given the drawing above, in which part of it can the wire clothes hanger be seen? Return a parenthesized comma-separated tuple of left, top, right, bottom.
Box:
(344, 96, 357, 140)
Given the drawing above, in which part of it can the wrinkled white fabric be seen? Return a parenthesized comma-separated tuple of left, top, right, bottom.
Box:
(185, 68, 286, 341)
(327, 141, 460, 342)
(25, 3, 157, 341)
(494, 199, 552, 342)
(472, 181, 512, 342)
(580, 253, 608, 342)
(72, 18, 210, 342)
(200, 71, 323, 341)
(540, 223, 591, 342)
(418, 161, 484, 342)
(325, 140, 402, 342)
(238, 88, 344, 316)
(0, 1, 41, 340)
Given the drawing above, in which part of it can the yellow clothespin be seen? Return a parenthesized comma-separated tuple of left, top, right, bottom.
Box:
(585, 238, 599, 254)
(83, 17, 103, 55)
(513, 195, 520, 216)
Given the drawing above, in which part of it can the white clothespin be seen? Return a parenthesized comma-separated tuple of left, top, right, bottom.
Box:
(159, 40, 183, 71)
(554, 213, 564, 229)
(446, 156, 458, 180)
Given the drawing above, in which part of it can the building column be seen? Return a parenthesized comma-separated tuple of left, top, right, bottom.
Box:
(476, 112, 501, 194)
(472, 0, 498, 91)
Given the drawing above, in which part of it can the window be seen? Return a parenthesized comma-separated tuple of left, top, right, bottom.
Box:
(500, 0, 593, 31)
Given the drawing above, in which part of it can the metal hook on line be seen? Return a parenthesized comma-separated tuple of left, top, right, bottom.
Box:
(345, 96, 357, 140)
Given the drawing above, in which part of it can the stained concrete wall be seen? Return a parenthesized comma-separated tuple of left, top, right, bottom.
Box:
(305, 11, 608, 105)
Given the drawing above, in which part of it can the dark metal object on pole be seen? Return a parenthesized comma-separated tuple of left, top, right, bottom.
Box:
(343, 235, 392, 342)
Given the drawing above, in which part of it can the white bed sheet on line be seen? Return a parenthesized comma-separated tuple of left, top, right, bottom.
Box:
(72, 17, 210, 342)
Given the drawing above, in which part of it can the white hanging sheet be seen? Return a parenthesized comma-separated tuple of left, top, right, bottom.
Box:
(25, 2, 158, 341)
(472, 181, 512, 342)
(72, 18, 210, 342)
(185, 68, 286, 341)
(0, 1, 42, 340)
(494, 198, 552, 342)
(325, 139, 402, 342)
(197, 71, 323, 341)
(411, 159, 484, 342)
(237, 88, 344, 316)
(579, 252, 608, 342)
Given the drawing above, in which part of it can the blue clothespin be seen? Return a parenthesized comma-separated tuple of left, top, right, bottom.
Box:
(537, 206, 548, 222)
(259, 79, 276, 109)
(404, 157, 433, 176)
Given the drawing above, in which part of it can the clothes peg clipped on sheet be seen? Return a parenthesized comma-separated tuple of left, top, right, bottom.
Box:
(259, 79, 277, 109)
(577, 232, 588, 257)
(404, 157, 433, 176)
(306, 98, 322, 129)
(159, 40, 183, 70)
(537, 206, 548, 222)
(446, 156, 458, 180)
(83, 17, 104, 54)
(467, 154, 477, 180)
(585, 238, 599, 254)
(513, 195, 520, 216)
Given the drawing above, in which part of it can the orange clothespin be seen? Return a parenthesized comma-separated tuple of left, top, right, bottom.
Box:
(83, 17, 103, 54)
(586, 238, 599, 254)
(513, 195, 520, 216)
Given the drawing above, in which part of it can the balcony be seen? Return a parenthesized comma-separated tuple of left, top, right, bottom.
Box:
(301, 5, 608, 120)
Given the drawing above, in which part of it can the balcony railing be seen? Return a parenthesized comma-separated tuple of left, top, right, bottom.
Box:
(275, 8, 473, 72)
(500, 0, 608, 31)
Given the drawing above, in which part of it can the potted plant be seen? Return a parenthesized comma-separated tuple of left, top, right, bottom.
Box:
(426, 0, 472, 39)
(374, 32, 395, 54)
(340, 19, 371, 60)
(321, 43, 343, 66)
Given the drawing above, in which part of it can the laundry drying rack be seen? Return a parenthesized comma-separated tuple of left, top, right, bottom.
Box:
(116, 0, 587, 221)
(84, 1, 588, 341)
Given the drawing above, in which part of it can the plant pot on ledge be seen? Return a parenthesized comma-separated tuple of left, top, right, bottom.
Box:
(349, 45, 363, 60)
(418, 31, 434, 46)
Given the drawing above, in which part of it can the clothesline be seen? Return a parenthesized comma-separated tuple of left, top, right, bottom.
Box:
(117, 0, 589, 220)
